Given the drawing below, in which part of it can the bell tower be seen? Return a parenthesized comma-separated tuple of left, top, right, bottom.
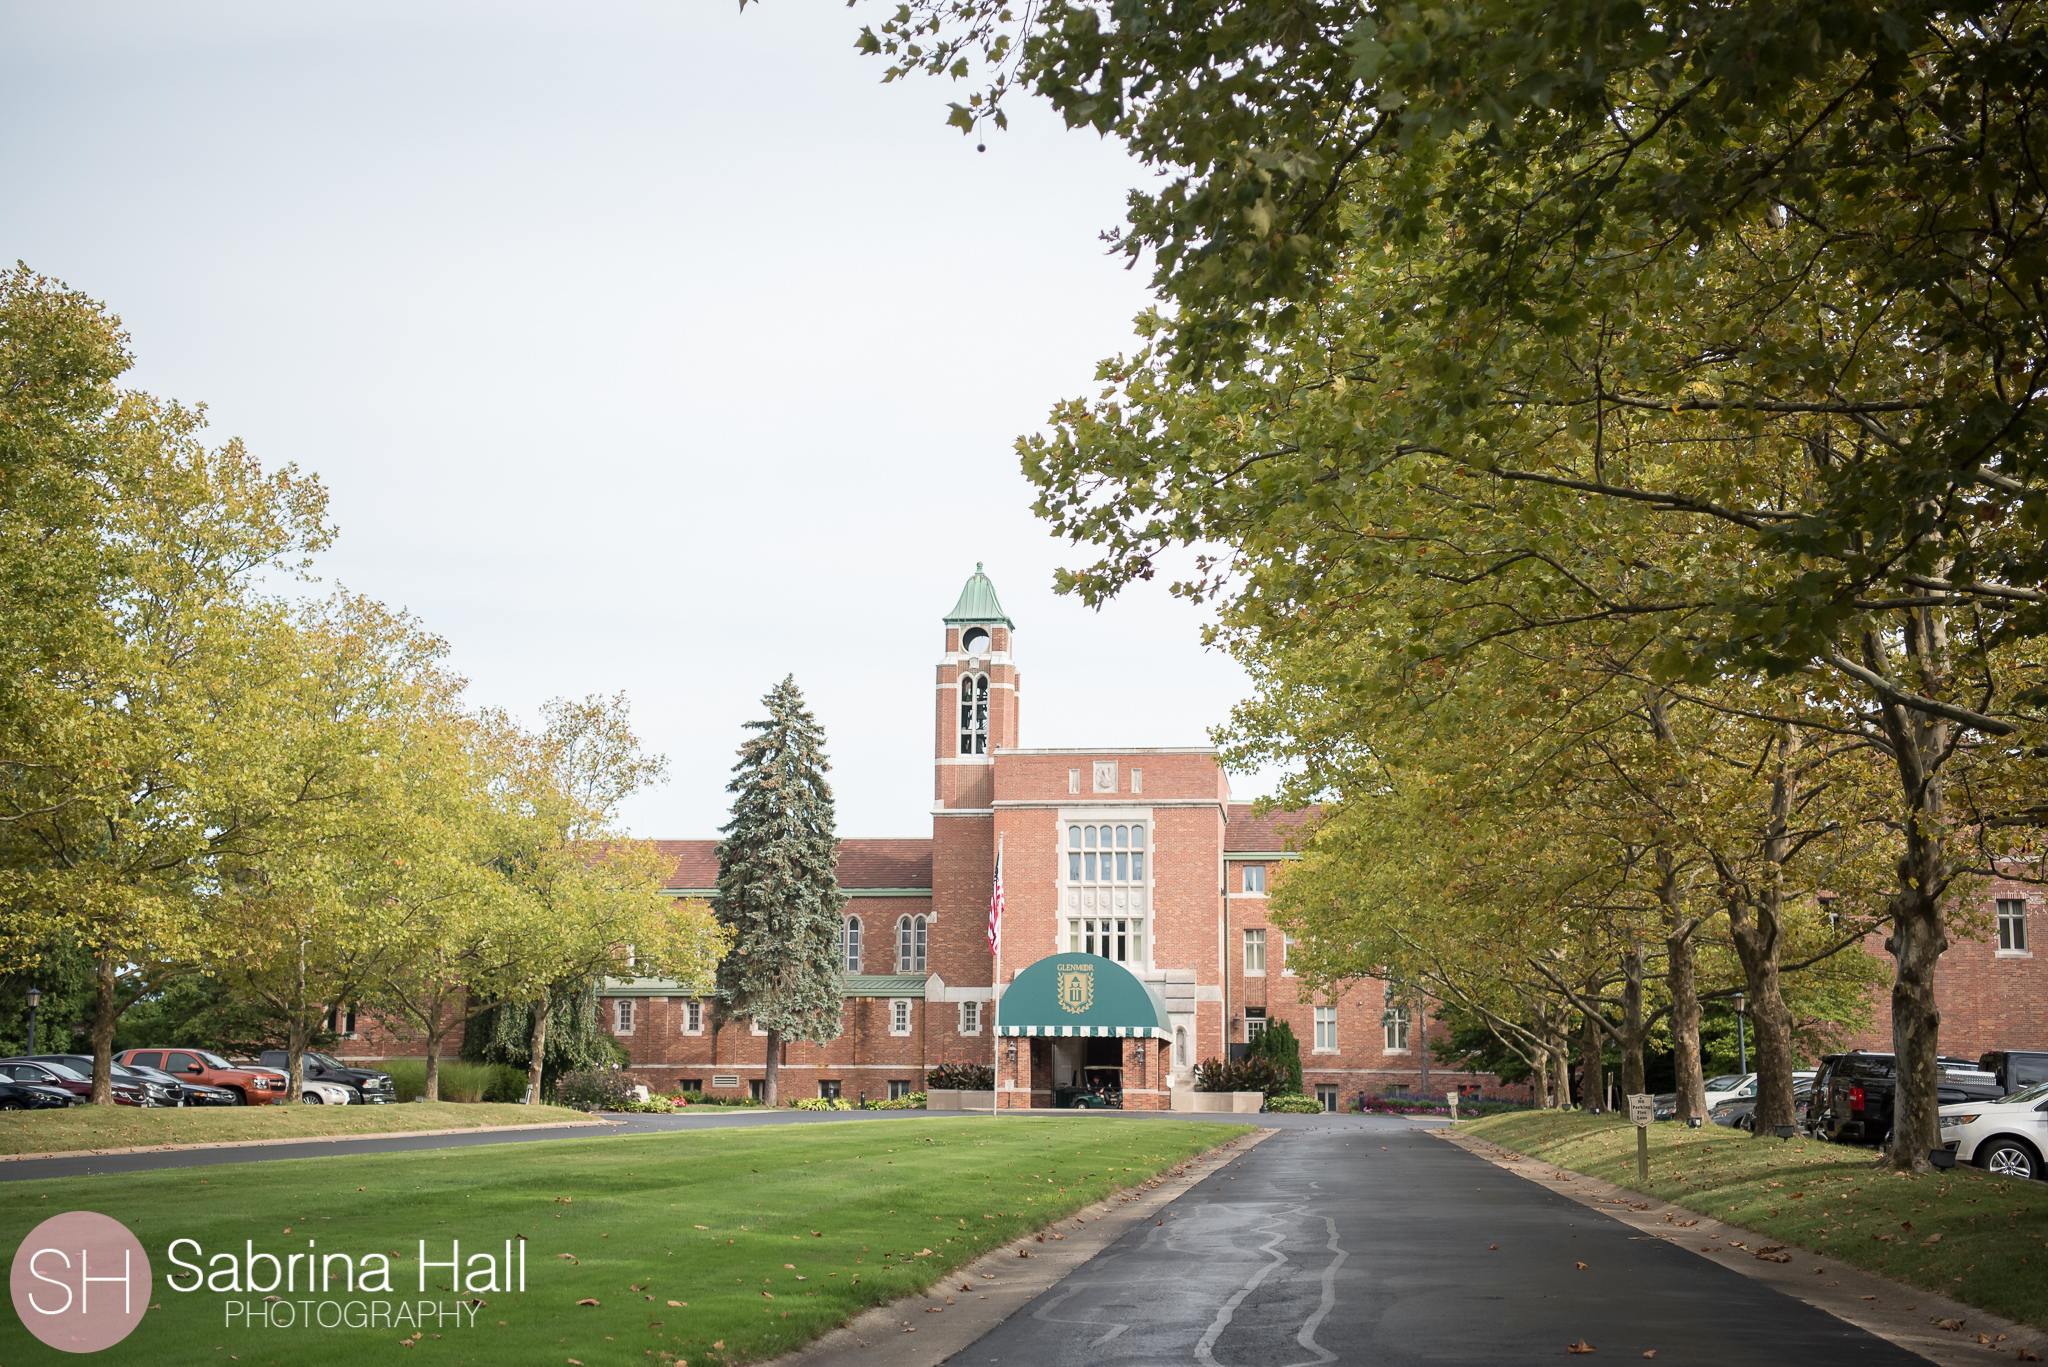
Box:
(935, 563, 1018, 812)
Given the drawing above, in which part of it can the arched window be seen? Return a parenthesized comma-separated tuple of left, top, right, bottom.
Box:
(898, 915, 927, 973)
(1175, 1027, 1188, 1066)
(841, 916, 862, 973)
(958, 674, 989, 755)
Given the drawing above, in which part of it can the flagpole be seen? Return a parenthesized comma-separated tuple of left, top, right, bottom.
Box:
(991, 836, 1002, 1119)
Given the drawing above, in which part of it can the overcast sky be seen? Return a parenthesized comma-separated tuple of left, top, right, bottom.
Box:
(1, 0, 1280, 838)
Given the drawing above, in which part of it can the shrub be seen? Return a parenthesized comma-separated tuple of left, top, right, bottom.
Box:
(609, 1096, 676, 1113)
(1266, 1093, 1325, 1114)
(792, 1097, 854, 1111)
(1193, 1056, 1285, 1098)
(365, 1059, 527, 1104)
(867, 1092, 925, 1109)
(1246, 1020, 1304, 1096)
(673, 1091, 761, 1108)
(555, 1068, 634, 1112)
(926, 1063, 994, 1090)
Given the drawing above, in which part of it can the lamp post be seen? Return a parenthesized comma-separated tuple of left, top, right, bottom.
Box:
(25, 985, 40, 1056)
(1733, 991, 1748, 1075)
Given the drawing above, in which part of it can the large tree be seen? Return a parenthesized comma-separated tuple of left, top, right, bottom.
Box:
(712, 677, 847, 1109)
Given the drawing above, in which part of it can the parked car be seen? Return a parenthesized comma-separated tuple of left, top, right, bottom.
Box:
(117, 1048, 289, 1106)
(1978, 1051, 2048, 1096)
(118, 1059, 238, 1107)
(0, 1058, 146, 1106)
(1702, 1074, 1756, 1109)
(0, 1079, 82, 1110)
(1939, 1079, 2048, 1180)
(29, 1055, 182, 1108)
(246, 1067, 354, 1105)
(256, 1050, 396, 1104)
(1808, 1051, 2005, 1144)
(1710, 1076, 1815, 1132)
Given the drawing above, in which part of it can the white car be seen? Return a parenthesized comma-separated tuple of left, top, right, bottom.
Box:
(247, 1067, 353, 1105)
(1939, 1079, 2048, 1180)
(1702, 1071, 1815, 1113)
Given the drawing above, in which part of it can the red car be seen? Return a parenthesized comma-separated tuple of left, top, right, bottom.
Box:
(117, 1048, 290, 1106)
(0, 1058, 145, 1105)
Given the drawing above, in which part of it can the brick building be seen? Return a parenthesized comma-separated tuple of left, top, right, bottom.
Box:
(1837, 875, 2045, 1058)
(578, 566, 1510, 1109)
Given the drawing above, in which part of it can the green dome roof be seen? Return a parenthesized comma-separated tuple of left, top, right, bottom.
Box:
(944, 563, 1014, 628)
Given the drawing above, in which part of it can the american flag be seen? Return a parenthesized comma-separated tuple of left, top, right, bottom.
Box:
(987, 842, 1004, 956)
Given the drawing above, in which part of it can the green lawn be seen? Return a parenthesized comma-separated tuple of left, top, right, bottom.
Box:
(1, 1116, 1251, 1365)
(0, 1101, 585, 1155)
(1462, 1112, 2048, 1331)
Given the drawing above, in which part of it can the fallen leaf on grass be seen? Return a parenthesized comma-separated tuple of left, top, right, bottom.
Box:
(693, 1225, 708, 1230)
(1642, 1353, 1655, 1360)
(577, 1299, 600, 1307)
(1567, 1340, 1596, 1354)
(761, 1292, 774, 1300)
(667, 1301, 683, 1307)
(1921, 1234, 1942, 1246)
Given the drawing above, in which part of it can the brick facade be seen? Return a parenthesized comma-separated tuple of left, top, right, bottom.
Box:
(1837, 874, 2046, 1058)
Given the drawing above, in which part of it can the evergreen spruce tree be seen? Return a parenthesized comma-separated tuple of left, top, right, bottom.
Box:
(1249, 1019, 1304, 1096)
(712, 676, 846, 1106)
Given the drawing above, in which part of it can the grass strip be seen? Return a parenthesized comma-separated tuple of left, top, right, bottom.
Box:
(0, 1114, 1252, 1365)
(0, 1101, 585, 1155)
(1462, 1111, 2048, 1332)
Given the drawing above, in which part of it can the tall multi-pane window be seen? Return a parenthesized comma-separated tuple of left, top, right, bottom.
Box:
(841, 916, 862, 973)
(1383, 1004, 1410, 1052)
(615, 999, 634, 1034)
(958, 675, 989, 755)
(1245, 1009, 1267, 1041)
(1314, 1006, 1338, 1051)
(961, 1000, 981, 1034)
(683, 999, 703, 1034)
(897, 915, 927, 972)
(1244, 928, 1267, 972)
(1065, 822, 1146, 964)
(890, 999, 912, 1034)
(1998, 898, 2030, 952)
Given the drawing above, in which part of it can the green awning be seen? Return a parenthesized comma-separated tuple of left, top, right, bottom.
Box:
(996, 953, 1171, 1040)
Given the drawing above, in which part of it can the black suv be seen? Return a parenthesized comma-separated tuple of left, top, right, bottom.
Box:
(1979, 1051, 2048, 1096)
(256, 1050, 397, 1104)
(1808, 1051, 2005, 1144)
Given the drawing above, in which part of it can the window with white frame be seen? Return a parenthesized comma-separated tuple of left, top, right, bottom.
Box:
(889, 1079, 914, 1099)
(751, 1018, 768, 1037)
(897, 916, 927, 972)
(1244, 928, 1267, 973)
(682, 999, 703, 1035)
(1383, 1003, 1410, 1052)
(890, 999, 912, 1036)
(1314, 1005, 1338, 1052)
(1998, 898, 2030, 952)
(960, 1000, 981, 1035)
(959, 674, 989, 755)
(1065, 821, 1147, 964)
(1243, 865, 1266, 893)
(614, 999, 634, 1034)
(1245, 1008, 1266, 1042)
(1283, 934, 1296, 976)
(842, 915, 862, 973)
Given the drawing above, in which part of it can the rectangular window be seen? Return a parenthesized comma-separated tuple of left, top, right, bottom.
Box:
(1069, 852, 1081, 881)
(1117, 851, 1129, 880)
(890, 999, 912, 1036)
(749, 1080, 766, 1102)
(961, 1000, 981, 1035)
(1386, 1083, 1410, 1098)
(683, 999, 703, 1034)
(752, 1019, 768, 1037)
(1244, 865, 1266, 893)
(1244, 928, 1266, 973)
(615, 999, 634, 1034)
(889, 1080, 914, 1100)
(678, 1078, 702, 1093)
(1314, 1006, 1338, 1052)
(1316, 1084, 1338, 1112)
(1131, 852, 1144, 881)
(1245, 1009, 1266, 1042)
(1283, 934, 1296, 976)
(818, 1079, 842, 1101)
(1998, 898, 2029, 952)
(1383, 1005, 1410, 1052)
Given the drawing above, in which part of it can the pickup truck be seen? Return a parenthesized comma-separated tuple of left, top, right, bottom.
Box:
(1808, 1051, 2006, 1144)
(117, 1048, 291, 1106)
(1979, 1050, 2048, 1095)
(257, 1050, 397, 1104)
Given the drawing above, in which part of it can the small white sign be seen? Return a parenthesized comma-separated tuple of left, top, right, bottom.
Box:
(1628, 1093, 1655, 1127)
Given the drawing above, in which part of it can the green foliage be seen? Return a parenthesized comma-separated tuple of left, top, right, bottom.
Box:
(1266, 1094, 1325, 1114)
(674, 1091, 762, 1108)
(554, 1067, 634, 1112)
(926, 1062, 994, 1090)
(867, 1091, 926, 1110)
(1193, 1055, 1285, 1098)
(792, 1097, 855, 1111)
(712, 677, 848, 1068)
(1245, 1019, 1303, 1095)
(461, 984, 623, 1096)
(366, 1059, 526, 1104)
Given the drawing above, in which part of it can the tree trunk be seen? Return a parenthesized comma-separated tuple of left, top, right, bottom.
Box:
(1722, 726, 1801, 1136)
(89, 952, 120, 1105)
(1864, 619, 1953, 1172)
(423, 1027, 444, 1103)
(525, 996, 550, 1106)
(1621, 941, 1647, 1098)
(1659, 851, 1708, 1122)
(1550, 1026, 1573, 1109)
(1578, 1000, 1605, 1112)
(1530, 1044, 1550, 1112)
(286, 1008, 309, 1104)
(764, 1028, 782, 1107)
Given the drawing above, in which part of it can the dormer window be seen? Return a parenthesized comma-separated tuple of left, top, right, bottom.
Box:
(959, 674, 988, 755)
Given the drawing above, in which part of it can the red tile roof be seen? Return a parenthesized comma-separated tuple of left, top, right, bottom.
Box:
(1224, 804, 1319, 853)
(650, 838, 933, 891)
